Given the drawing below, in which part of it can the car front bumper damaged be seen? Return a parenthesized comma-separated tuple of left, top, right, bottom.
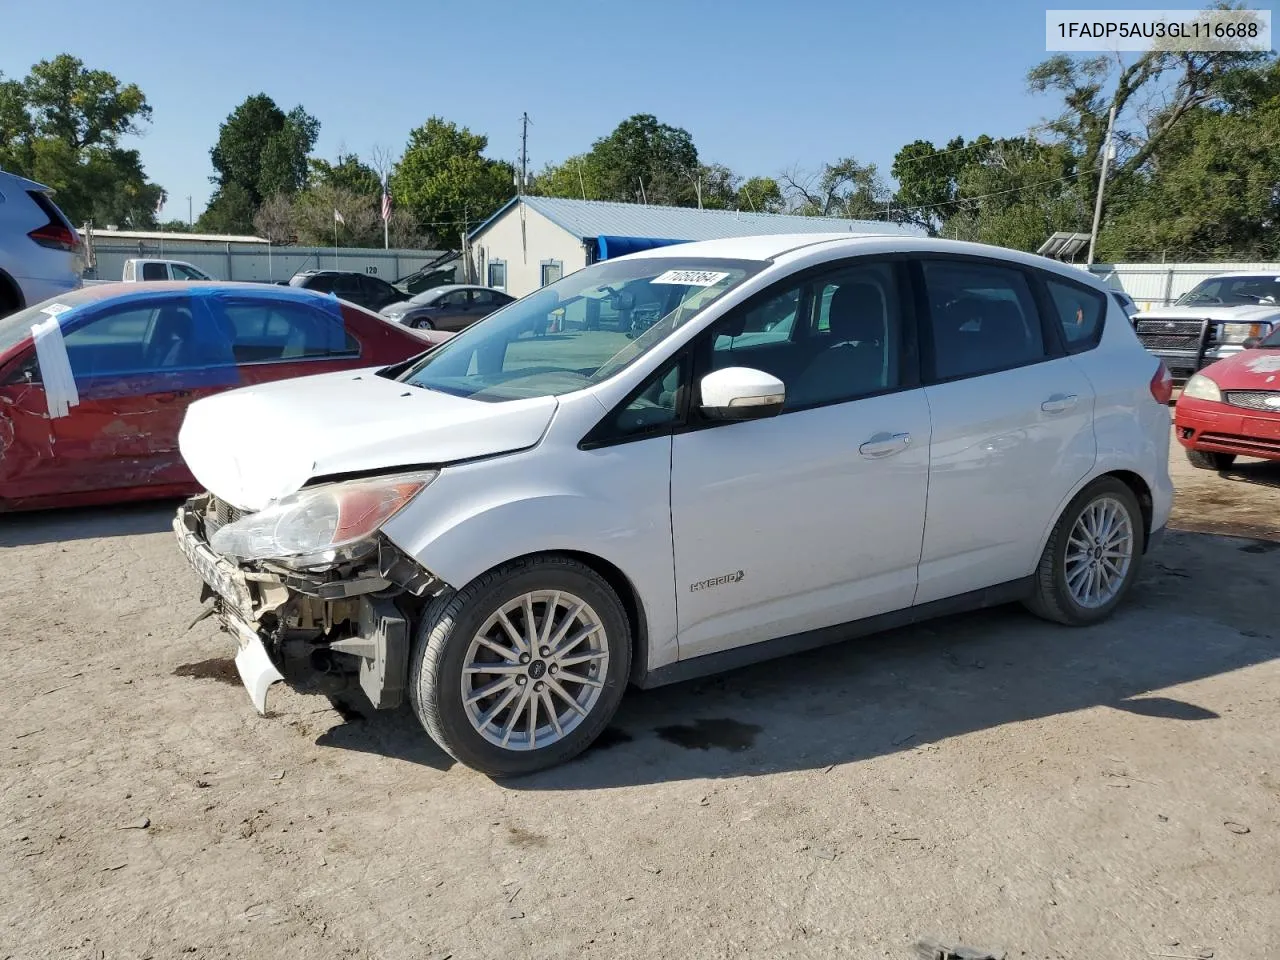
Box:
(175, 494, 448, 714)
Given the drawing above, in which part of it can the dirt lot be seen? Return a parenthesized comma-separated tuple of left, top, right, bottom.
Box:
(2, 436, 1278, 960)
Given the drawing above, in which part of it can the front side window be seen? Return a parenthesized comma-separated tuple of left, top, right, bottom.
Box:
(397, 257, 762, 402)
(172, 263, 210, 281)
(1044, 276, 1107, 352)
(705, 260, 903, 409)
(62, 297, 234, 376)
(920, 260, 1046, 380)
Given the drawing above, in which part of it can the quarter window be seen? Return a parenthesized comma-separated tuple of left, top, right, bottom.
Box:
(920, 260, 1046, 380)
(1044, 276, 1107, 352)
(705, 261, 903, 409)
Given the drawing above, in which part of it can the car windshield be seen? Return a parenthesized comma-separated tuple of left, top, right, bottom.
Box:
(1177, 276, 1280, 307)
(0, 287, 107, 355)
(396, 257, 762, 401)
(1259, 326, 1280, 347)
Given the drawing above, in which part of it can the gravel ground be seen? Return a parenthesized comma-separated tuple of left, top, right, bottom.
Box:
(2, 436, 1277, 960)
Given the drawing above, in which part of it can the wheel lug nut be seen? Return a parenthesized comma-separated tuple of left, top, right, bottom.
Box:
(516, 676, 527, 686)
(519, 654, 531, 664)
(549, 664, 558, 675)
(534, 681, 546, 692)
(539, 646, 551, 657)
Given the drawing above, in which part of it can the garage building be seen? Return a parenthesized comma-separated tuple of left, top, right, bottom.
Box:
(464, 196, 922, 298)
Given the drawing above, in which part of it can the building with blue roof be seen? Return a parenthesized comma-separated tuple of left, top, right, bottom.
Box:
(465, 196, 923, 298)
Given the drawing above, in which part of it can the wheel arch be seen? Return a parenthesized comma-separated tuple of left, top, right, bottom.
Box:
(458, 548, 652, 688)
(1034, 467, 1157, 564)
(0, 269, 24, 313)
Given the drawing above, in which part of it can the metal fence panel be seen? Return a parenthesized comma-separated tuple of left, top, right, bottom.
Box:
(86, 240, 452, 285)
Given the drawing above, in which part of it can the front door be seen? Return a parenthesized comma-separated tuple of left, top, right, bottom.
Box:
(912, 256, 1097, 604)
(670, 258, 931, 660)
(50, 293, 239, 494)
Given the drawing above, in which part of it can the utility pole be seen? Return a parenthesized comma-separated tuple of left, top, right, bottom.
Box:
(518, 112, 530, 196)
(1087, 103, 1117, 266)
(187, 196, 192, 228)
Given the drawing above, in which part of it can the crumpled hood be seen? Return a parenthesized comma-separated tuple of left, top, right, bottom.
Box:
(178, 367, 557, 510)
(1139, 304, 1280, 323)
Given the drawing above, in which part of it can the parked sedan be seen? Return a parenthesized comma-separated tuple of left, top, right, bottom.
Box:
(0, 282, 446, 512)
(174, 234, 1173, 777)
(1174, 325, 1280, 468)
(288, 270, 408, 314)
(380, 284, 515, 331)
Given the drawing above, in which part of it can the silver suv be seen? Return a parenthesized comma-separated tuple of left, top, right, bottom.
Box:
(0, 169, 85, 317)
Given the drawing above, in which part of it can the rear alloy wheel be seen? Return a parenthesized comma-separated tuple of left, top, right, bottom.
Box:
(1024, 478, 1145, 626)
(1185, 448, 1235, 471)
(409, 556, 630, 777)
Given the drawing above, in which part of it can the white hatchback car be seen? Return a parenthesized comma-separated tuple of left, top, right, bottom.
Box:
(175, 234, 1175, 776)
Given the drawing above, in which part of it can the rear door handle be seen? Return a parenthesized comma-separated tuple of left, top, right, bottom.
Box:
(859, 432, 912, 459)
(1041, 393, 1079, 414)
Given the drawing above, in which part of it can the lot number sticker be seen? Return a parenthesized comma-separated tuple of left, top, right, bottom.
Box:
(651, 270, 729, 286)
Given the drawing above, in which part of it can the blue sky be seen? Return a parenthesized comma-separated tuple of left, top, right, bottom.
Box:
(1, 0, 1184, 222)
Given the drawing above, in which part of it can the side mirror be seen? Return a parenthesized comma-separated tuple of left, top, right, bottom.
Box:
(1242, 336, 1262, 349)
(699, 367, 785, 421)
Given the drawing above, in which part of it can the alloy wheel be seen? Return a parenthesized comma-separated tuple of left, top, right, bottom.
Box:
(1064, 496, 1135, 609)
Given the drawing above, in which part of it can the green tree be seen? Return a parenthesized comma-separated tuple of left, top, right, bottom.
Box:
(206, 94, 319, 219)
(389, 117, 514, 245)
(781, 158, 891, 219)
(531, 153, 606, 200)
(309, 152, 381, 196)
(0, 57, 162, 228)
(736, 176, 783, 213)
(197, 181, 255, 234)
(589, 114, 700, 205)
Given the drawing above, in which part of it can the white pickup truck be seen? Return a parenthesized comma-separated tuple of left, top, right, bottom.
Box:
(122, 258, 215, 281)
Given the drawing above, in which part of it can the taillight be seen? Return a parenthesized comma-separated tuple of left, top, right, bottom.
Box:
(27, 220, 79, 252)
(1150, 361, 1173, 405)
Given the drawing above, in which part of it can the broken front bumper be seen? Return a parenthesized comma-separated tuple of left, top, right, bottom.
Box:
(174, 496, 445, 715)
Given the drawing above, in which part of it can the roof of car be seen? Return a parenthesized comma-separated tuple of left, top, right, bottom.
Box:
(63, 280, 347, 305)
(1198, 271, 1280, 280)
(419, 284, 506, 296)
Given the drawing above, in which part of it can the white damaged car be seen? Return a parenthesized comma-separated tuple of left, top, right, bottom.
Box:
(175, 234, 1174, 776)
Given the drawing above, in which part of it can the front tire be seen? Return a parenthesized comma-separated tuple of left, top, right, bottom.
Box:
(1023, 477, 1145, 626)
(409, 556, 631, 777)
(1185, 448, 1235, 471)
(414, 317, 435, 330)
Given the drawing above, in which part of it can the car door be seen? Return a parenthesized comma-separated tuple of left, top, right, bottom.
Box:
(48, 293, 239, 493)
(0, 346, 63, 504)
(209, 294, 361, 388)
(669, 257, 931, 660)
(912, 256, 1097, 605)
(433, 290, 474, 330)
(360, 275, 401, 312)
(330, 273, 365, 308)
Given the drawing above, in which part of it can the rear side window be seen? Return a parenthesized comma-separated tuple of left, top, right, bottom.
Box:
(62, 298, 234, 377)
(920, 260, 1046, 380)
(1044, 277, 1107, 352)
(216, 300, 358, 363)
(300, 274, 333, 293)
(141, 262, 168, 281)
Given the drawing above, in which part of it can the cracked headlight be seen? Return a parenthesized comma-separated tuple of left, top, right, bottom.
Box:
(210, 471, 437, 569)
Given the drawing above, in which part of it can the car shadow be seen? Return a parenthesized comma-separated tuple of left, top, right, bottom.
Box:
(0, 500, 181, 547)
(1217, 458, 1280, 491)
(317, 531, 1277, 788)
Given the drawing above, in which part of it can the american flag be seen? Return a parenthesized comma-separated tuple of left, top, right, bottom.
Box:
(381, 181, 392, 223)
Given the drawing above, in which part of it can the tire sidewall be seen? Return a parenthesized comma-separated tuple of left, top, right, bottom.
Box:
(414, 560, 631, 777)
(1046, 479, 1145, 624)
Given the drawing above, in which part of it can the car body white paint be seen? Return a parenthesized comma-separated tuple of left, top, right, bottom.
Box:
(179, 232, 1173, 678)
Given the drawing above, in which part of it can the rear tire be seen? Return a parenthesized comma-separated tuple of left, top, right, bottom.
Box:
(1185, 448, 1235, 471)
(0, 273, 20, 320)
(409, 555, 631, 777)
(1023, 477, 1145, 627)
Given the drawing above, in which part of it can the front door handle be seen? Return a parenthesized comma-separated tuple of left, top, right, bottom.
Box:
(1041, 393, 1079, 414)
(859, 432, 912, 459)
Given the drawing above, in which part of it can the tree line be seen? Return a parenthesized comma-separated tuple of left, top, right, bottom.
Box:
(1, 33, 1277, 261)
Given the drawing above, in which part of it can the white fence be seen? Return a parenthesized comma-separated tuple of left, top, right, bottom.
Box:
(1086, 262, 1280, 309)
(85, 237, 455, 285)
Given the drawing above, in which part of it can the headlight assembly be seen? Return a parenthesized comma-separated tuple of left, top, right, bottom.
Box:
(210, 471, 437, 569)
(1182, 373, 1222, 403)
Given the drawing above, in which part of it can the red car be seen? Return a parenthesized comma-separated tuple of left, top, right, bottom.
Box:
(0, 282, 448, 511)
(1174, 326, 1280, 469)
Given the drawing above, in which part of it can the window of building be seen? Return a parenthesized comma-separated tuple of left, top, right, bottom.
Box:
(487, 261, 507, 290)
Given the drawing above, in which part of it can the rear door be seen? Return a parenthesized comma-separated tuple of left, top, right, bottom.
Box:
(49, 293, 238, 493)
(209, 294, 362, 387)
(912, 256, 1096, 604)
(434, 289, 475, 330)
